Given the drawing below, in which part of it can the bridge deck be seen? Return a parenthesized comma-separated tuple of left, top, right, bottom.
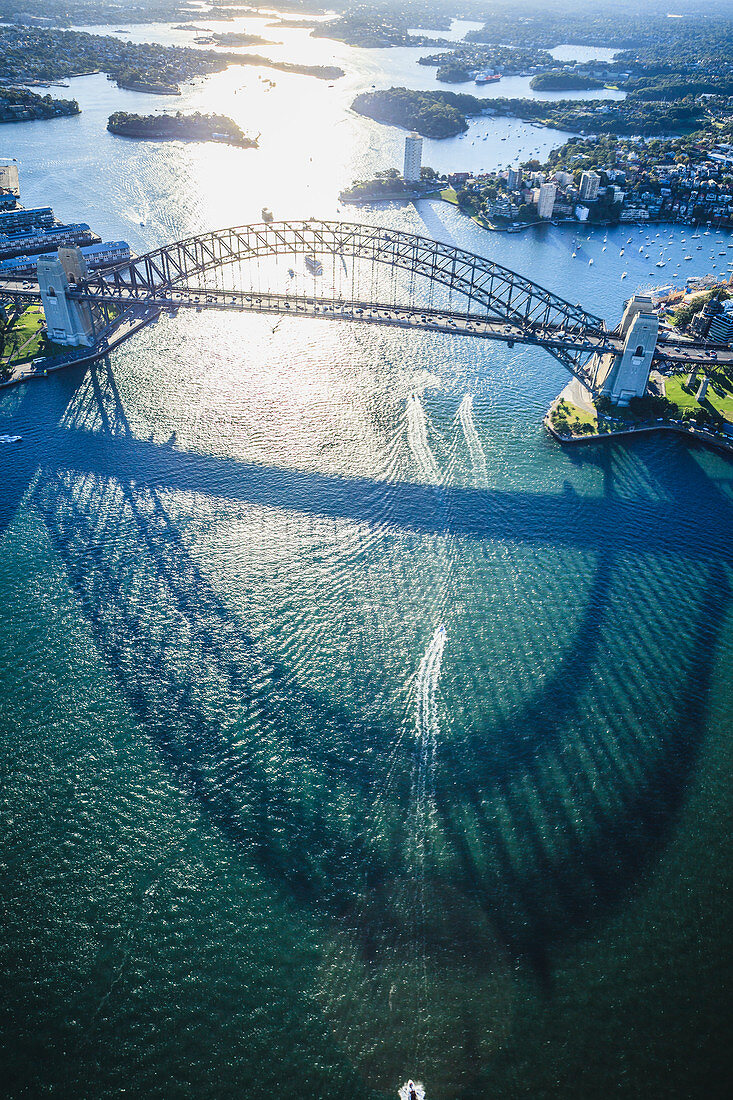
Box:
(3, 215, 732, 379)
(3, 279, 731, 373)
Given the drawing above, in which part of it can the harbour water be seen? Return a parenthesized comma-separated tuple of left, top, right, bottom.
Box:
(0, 17, 732, 1100)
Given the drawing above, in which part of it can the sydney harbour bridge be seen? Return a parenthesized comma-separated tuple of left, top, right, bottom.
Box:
(2, 220, 730, 395)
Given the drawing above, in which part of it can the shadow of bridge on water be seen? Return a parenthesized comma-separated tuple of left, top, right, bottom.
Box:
(11, 355, 733, 980)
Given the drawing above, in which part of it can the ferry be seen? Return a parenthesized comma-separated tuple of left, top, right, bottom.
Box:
(474, 71, 501, 84)
(304, 254, 323, 276)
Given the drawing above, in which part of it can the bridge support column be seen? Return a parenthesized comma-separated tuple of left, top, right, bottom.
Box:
(601, 294, 659, 406)
(38, 247, 95, 347)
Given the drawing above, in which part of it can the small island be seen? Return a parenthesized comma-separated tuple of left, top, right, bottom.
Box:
(351, 88, 487, 139)
(107, 111, 258, 148)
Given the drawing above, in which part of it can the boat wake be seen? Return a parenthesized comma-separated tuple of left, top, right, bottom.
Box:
(415, 625, 446, 766)
(406, 394, 440, 484)
(399, 1081, 426, 1100)
(457, 393, 487, 486)
(412, 625, 447, 872)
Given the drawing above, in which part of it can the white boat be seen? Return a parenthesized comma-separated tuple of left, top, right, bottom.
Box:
(621, 272, 628, 279)
(0, 433, 21, 443)
(656, 261, 666, 268)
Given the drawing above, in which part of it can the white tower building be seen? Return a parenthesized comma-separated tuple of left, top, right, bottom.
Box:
(537, 182, 557, 219)
(403, 133, 423, 183)
(579, 170, 601, 202)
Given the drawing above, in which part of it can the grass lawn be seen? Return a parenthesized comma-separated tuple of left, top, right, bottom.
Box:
(552, 399, 598, 434)
(1, 306, 65, 373)
(440, 187, 458, 205)
(664, 372, 733, 423)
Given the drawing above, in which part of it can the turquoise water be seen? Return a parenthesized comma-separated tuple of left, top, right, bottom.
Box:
(1, 23, 732, 1100)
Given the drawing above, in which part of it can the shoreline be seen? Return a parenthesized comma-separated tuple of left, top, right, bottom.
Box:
(544, 393, 733, 458)
(0, 312, 158, 391)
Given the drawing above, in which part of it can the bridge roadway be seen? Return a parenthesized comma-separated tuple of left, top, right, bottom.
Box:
(2, 280, 732, 373)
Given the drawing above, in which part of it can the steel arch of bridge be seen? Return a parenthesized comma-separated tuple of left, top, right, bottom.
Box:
(67, 221, 615, 380)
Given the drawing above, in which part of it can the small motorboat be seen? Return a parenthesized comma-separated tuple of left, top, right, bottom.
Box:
(0, 433, 21, 443)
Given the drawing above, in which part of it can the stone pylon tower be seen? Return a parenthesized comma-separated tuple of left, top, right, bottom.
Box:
(600, 295, 659, 406)
(38, 247, 95, 347)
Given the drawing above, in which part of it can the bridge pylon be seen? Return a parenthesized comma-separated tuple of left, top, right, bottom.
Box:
(38, 246, 96, 347)
(593, 294, 659, 406)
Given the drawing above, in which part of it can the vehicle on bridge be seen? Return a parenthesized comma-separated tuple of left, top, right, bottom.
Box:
(2, 220, 729, 403)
